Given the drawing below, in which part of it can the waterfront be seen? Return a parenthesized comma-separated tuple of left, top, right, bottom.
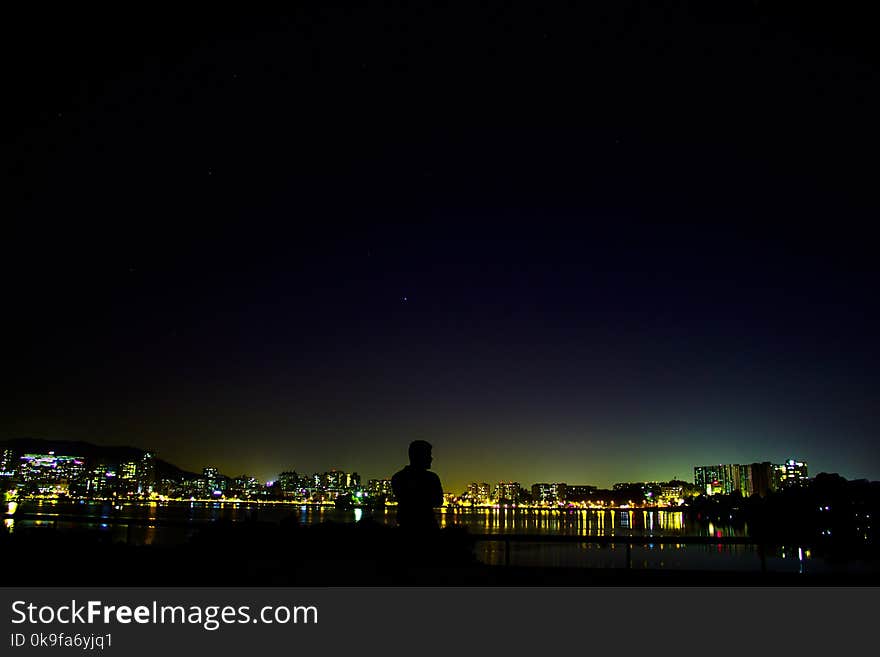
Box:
(7, 499, 870, 575)
(5, 499, 726, 541)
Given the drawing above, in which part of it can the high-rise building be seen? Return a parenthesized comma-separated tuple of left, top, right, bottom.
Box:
(231, 475, 263, 499)
(778, 459, 809, 488)
(694, 465, 723, 494)
(749, 462, 776, 497)
(531, 483, 567, 504)
(465, 482, 492, 504)
(696, 459, 808, 496)
(367, 479, 393, 499)
(203, 467, 226, 496)
(277, 471, 310, 498)
(324, 470, 346, 492)
(137, 452, 157, 496)
(119, 460, 139, 494)
(738, 465, 754, 497)
(694, 464, 743, 496)
(86, 465, 116, 497)
(493, 482, 521, 503)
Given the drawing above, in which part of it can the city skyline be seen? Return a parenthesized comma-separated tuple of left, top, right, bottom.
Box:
(1, 436, 830, 496)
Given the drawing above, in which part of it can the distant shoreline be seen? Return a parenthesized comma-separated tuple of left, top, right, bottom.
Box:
(5, 497, 687, 512)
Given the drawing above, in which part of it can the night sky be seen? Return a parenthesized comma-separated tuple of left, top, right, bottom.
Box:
(4, 3, 879, 492)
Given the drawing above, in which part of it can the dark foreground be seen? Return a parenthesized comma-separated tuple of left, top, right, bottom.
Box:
(4, 520, 878, 586)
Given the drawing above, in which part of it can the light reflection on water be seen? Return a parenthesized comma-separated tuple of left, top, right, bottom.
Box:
(438, 507, 737, 538)
(6, 501, 741, 530)
(7, 501, 725, 542)
(6, 500, 857, 573)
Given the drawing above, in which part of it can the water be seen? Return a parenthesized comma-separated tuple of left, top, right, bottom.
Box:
(5, 500, 872, 574)
(5, 500, 727, 540)
(439, 506, 715, 536)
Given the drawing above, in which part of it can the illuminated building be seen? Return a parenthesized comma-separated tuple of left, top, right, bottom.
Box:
(119, 460, 139, 494)
(138, 452, 157, 495)
(277, 471, 310, 499)
(0, 449, 15, 477)
(86, 465, 116, 497)
(306, 470, 361, 499)
(778, 459, 809, 488)
(694, 465, 722, 495)
(202, 467, 228, 496)
(694, 464, 745, 496)
(18, 453, 86, 494)
(465, 482, 492, 504)
(367, 479, 393, 499)
(531, 483, 567, 504)
(346, 472, 361, 489)
(659, 484, 684, 506)
(738, 465, 754, 497)
(324, 470, 346, 492)
(231, 475, 264, 499)
(695, 460, 806, 496)
(203, 466, 219, 490)
(493, 482, 522, 504)
(721, 465, 741, 495)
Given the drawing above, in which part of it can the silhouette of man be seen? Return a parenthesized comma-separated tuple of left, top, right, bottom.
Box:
(391, 440, 443, 531)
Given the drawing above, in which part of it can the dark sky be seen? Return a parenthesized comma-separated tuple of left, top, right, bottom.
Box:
(4, 3, 879, 492)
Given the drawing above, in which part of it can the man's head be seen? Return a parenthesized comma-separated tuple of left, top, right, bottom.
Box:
(408, 440, 433, 469)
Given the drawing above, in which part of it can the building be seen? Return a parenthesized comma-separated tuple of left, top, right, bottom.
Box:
(305, 470, 361, 499)
(18, 452, 86, 495)
(695, 459, 808, 496)
(694, 464, 743, 496)
(324, 470, 347, 493)
(0, 449, 15, 476)
(202, 467, 228, 496)
(277, 471, 310, 499)
(564, 485, 598, 503)
(465, 482, 492, 504)
(659, 484, 684, 506)
(367, 479, 393, 499)
(749, 462, 776, 497)
(493, 482, 522, 504)
(612, 482, 661, 502)
(346, 472, 361, 490)
(778, 459, 809, 488)
(119, 460, 139, 494)
(231, 475, 264, 499)
(137, 452, 157, 496)
(531, 483, 567, 504)
(694, 465, 723, 495)
(85, 465, 116, 497)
